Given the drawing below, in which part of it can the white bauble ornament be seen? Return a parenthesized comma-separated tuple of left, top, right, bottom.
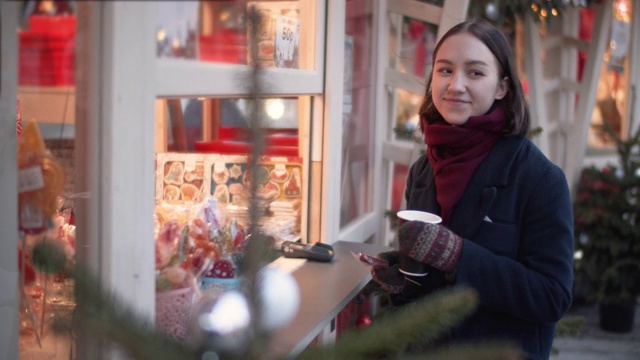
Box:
(259, 267, 300, 331)
(485, 2, 500, 21)
(190, 290, 252, 356)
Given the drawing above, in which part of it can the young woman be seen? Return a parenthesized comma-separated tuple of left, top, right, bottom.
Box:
(372, 20, 574, 360)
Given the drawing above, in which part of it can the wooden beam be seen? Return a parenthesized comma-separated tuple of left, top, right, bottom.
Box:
(384, 68, 426, 96)
(387, 0, 442, 25)
(524, 14, 551, 156)
(565, 1, 612, 190)
(436, 0, 469, 40)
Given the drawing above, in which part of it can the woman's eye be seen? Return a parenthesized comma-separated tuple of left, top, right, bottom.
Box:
(436, 67, 452, 74)
(469, 70, 484, 77)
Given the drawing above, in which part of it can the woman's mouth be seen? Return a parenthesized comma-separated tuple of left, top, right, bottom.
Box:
(444, 98, 468, 104)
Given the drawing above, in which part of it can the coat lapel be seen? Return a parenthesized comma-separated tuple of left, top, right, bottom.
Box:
(449, 137, 525, 238)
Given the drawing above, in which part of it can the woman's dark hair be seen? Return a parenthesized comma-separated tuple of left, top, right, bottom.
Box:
(418, 20, 530, 136)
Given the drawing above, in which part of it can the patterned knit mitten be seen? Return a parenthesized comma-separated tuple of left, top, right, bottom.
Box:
(398, 221, 462, 273)
(370, 251, 405, 294)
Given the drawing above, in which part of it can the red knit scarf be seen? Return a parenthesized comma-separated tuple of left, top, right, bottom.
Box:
(422, 106, 507, 224)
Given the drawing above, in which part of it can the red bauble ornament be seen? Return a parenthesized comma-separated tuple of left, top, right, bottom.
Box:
(356, 314, 372, 328)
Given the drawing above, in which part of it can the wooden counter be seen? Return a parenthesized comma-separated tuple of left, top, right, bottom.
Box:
(269, 241, 392, 358)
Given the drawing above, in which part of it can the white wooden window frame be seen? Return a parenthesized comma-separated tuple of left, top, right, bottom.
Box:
(1, 2, 20, 359)
(330, 0, 385, 245)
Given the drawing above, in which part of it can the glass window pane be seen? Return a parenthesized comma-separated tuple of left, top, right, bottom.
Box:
(339, 0, 375, 227)
(160, 97, 301, 153)
(156, 96, 306, 243)
(17, 9, 77, 358)
(157, 1, 315, 70)
(585, 2, 633, 149)
(388, 14, 438, 78)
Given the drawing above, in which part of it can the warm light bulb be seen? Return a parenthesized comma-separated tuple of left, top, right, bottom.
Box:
(171, 38, 181, 49)
(157, 29, 167, 42)
(616, 1, 628, 17)
(265, 99, 285, 120)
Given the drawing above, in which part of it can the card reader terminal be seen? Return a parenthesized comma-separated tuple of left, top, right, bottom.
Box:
(281, 241, 335, 262)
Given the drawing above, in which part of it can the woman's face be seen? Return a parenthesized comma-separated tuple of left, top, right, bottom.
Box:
(431, 32, 508, 126)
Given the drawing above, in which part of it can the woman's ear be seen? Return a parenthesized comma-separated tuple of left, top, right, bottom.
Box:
(495, 77, 509, 100)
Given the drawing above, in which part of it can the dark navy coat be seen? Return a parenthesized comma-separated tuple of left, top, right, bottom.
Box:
(404, 136, 574, 360)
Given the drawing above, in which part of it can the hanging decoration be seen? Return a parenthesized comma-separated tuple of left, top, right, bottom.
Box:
(484, 2, 501, 21)
(607, 0, 632, 72)
(465, 0, 601, 28)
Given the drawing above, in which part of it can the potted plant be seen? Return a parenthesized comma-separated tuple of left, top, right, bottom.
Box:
(573, 112, 640, 333)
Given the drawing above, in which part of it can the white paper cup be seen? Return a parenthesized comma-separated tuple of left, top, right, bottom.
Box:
(396, 210, 442, 224)
(396, 210, 441, 277)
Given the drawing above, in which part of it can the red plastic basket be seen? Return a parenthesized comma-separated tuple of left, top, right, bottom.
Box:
(194, 140, 299, 157)
(19, 16, 76, 86)
(198, 30, 247, 64)
(28, 15, 76, 34)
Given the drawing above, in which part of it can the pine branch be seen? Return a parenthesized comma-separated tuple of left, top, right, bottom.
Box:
(242, 6, 276, 358)
(555, 315, 585, 338)
(404, 342, 525, 360)
(384, 210, 400, 231)
(299, 286, 480, 360)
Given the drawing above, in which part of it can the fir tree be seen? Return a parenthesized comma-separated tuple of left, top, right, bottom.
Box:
(574, 87, 640, 304)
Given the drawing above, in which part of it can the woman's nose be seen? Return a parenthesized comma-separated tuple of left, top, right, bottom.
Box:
(448, 73, 465, 92)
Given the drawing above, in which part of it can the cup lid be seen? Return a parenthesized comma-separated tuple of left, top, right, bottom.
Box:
(397, 210, 442, 224)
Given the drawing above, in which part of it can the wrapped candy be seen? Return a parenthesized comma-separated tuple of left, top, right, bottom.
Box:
(155, 221, 183, 271)
(155, 198, 226, 292)
(156, 223, 192, 291)
(154, 196, 254, 296)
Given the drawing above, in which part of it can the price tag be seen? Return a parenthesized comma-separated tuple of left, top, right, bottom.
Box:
(185, 160, 196, 172)
(275, 15, 300, 68)
(19, 202, 45, 232)
(18, 166, 45, 193)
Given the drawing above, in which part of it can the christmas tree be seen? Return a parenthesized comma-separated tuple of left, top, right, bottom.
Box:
(573, 88, 640, 305)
